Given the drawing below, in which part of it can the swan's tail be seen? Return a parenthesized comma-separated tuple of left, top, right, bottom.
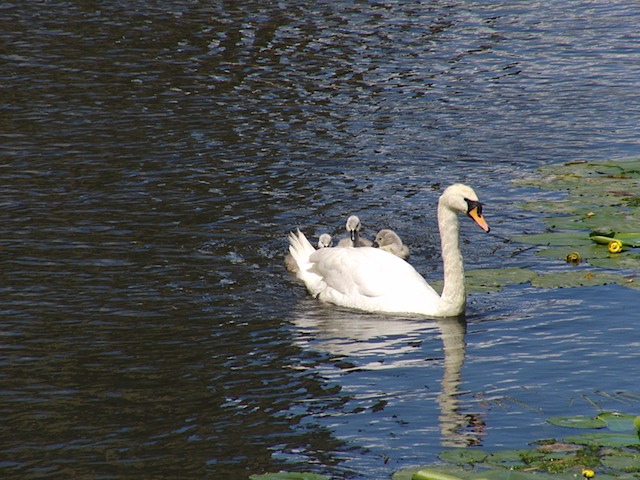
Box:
(288, 229, 325, 295)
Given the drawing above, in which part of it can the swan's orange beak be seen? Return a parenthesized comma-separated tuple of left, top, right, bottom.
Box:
(468, 206, 490, 233)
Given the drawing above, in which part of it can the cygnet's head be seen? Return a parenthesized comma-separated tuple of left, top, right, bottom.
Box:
(317, 233, 332, 248)
(373, 229, 410, 259)
(373, 229, 403, 249)
(345, 215, 362, 243)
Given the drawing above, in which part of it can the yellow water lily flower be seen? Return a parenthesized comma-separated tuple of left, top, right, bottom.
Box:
(582, 469, 595, 478)
(608, 239, 623, 254)
(566, 251, 582, 264)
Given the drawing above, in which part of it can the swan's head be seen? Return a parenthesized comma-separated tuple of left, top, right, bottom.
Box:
(317, 233, 333, 248)
(345, 215, 362, 242)
(441, 183, 490, 232)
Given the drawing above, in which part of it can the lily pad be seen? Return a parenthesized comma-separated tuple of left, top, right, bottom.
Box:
(563, 433, 640, 447)
(511, 231, 592, 247)
(512, 158, 640, 274)
(438, 448, 489, 465)
(465, 267, 539, 292)
(431, 267, 539, 294)
(392, 465, 472, 480)
(249, 473, 331, 480)
(601, 450, 640, 472)
(534, 245, 607, 262)
(531, 271, 623, 288)
(587, 253, 640, 271)
(596, 412, 638, 432)
(485, 449, 544, 468)
(393, 466, 562, 480)
(546, 415, 606, 429)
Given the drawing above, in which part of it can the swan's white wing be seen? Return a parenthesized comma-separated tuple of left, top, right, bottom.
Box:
(308, 247, 440, 314)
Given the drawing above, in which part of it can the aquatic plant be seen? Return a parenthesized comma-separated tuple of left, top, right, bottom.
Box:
(454, 159, 640, 293)
(393, 409, 640, 480)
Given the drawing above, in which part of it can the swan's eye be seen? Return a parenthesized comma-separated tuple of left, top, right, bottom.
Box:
(465, 198, 483, 215)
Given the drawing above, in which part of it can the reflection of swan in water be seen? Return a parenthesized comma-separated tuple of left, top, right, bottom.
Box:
(289, 308, 483, 447)
(437, 317, 483, 447)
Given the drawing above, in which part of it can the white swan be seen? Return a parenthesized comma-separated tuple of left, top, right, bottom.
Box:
(287, 183, 490, 317)
(337, 215, 373, 247)
(373, 229, 410, 259)
(285, 233, 333, 273)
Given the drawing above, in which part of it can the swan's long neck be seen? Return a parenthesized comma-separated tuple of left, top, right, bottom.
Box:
(437, 202, 466, 317)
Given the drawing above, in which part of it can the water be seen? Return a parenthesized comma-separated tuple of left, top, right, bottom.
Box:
(2, 1, 640, 478)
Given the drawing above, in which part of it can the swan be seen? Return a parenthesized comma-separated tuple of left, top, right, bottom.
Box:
(373, 229, 410, 259)
(287, 183, 490, 317)
(285, 233, 333, 273)
(337, 215, 373, 247)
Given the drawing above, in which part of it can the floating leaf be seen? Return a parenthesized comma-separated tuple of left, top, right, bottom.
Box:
(596, 412, 637, 432)
(563, 433, 640, 447)
(512, 231, 592, 246)
(438, 449, 488, 465)
(465, 268, 538, 292)
(587, 253, 640, 271)
(393, 466, 556, 480)
(601, 450, 640, 472)
(512, 158, 640, 274)
(531, 271, 623, 288)
(249, 473, 330, 480)
(546, 415, 606, 429)
(411, 468, 466, 480)
(485, 449, 543, 467)
(392, 465, 473, 480)
(535, 244, 607, 262)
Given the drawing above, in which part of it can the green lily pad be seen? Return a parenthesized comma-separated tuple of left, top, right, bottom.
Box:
(485, 449, 544, 468)
(512, 158, 640, 275)
(465, 268, 539, 292)
(438, 448, 489, 465)
(534, 244, 607, 262)
(596, 412, 638, 432)
(546, 415, 606, 429)
(394, 466, 564, 480)
(563, 433, 640, 447)
(587, 253, 640, 271)
(512, 231, 592, 247)
(411, 468, 467, 480)
(249, 473, 330, 480)
(431, 267, 539, 294)
(601, 450, 640, 472)
(393, 465, 472, 480)
(531, 271, 623, 288)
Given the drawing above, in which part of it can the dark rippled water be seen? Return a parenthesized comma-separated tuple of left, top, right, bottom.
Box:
(2, 1, 640, 478)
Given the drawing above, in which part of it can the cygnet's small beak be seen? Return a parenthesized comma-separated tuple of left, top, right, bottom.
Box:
(372, 241, 380, 248)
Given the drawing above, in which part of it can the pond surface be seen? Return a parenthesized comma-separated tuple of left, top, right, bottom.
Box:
(1, 1, 640, 478)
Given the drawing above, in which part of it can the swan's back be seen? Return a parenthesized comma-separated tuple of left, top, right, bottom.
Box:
(307, 246, 440, 314)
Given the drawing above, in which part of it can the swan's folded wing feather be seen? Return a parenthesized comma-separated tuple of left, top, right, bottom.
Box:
(309, 247, 434, 299)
